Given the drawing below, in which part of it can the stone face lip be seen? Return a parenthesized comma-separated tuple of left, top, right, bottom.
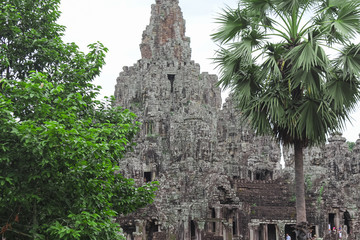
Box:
(140, 0, 191, 62)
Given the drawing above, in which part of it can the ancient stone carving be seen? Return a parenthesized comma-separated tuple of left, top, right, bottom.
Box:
(114, 1, 360, 239)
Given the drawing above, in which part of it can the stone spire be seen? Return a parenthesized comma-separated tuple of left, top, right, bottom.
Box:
(140, 0, 191, 62)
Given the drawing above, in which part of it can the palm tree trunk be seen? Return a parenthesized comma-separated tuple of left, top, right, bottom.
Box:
(294, 141, 306, 223)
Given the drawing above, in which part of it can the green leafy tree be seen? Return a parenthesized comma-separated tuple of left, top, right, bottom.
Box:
(212, 0, 360, 236)
(0, 0, 157, 239)
(0, 0, 65, 80)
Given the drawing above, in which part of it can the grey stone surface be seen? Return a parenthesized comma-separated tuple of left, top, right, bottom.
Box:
(113, 1, 360, 239)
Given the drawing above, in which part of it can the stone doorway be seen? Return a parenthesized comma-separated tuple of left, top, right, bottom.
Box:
(329, 213, 335, 230)
(268, 224, 277, 240)
(191, 220, 196, 239)
(285, 224, 296, 240)
(344, 210, 351, 234)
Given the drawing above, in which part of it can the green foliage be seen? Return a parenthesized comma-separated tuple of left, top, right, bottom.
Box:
(0, 0, 157, 239)
(0, 0, 65, 80)
(305, 175, 313, 192)
(347, 141, 355, 151)
(212, 0, 360, 147)
(316, 183, 325, 205)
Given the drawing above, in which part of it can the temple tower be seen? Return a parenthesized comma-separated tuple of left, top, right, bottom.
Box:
(112, 0, 360, 239)
(140, 0, 191, 62)
(114, 1, 282, 239)
(114, 0, 226, 238)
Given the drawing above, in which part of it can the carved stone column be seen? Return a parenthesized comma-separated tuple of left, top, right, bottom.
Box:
(134, 220, 146, 240)
(184, 220, 190, 240)
(215, 207, 223, 236)
(197, 221, 205, 240)
(277, 223, 285, 240)
(249, 224, 259, 240)
(223, 219, 233, 240)
(262, 224, 268, 240)
(335, 210, 340, 231)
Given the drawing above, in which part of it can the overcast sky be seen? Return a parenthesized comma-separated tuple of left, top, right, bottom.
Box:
(58, 0, 360, 142)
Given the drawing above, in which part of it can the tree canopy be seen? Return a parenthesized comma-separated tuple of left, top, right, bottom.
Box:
(212, 0, 360, 232)
(0, 0, 157, 239)
(212, 0, 360, 147)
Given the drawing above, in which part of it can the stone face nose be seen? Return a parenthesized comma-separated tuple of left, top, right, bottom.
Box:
(140, 0, 191, 62)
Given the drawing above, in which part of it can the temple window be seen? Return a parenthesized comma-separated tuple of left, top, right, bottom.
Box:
(167, 74, 175, 93)
(144, 172, 152, 182)
(145, 121, 154, 134)
(191, 220, 196, 237)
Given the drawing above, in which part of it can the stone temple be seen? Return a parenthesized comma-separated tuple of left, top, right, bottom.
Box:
(113, 0, 360, 239)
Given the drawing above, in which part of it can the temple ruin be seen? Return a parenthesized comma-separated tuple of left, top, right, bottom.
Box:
(113, 0, 360, 239)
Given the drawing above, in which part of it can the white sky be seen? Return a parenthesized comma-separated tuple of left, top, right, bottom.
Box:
(58, 0, 360, 142)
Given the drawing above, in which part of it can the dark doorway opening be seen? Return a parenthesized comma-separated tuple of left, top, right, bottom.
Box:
(268, 224, 276, 240)
(144, 172, 152, 182)
(211, 208, 216, 232)
(191, 220, 196, 238)
(309, 226, 316, 239)
(285, 224, 296, 240)
(255, 170, 273, 180)
(344, 210, 351, 234)
(122, 225, 136, 240)
(167, 74, 175, 93)
(146, 220, 158, 240)
(259, 224, 264, 240)
(329, 213, 335, 230)
(233, 218, 237, 236)
(248, 170, 252, 180)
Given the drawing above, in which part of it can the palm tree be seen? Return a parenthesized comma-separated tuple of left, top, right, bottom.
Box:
(212, 0, 360, 237)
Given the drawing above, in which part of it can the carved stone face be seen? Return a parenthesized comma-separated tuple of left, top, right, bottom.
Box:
(140, 0, 190, 62)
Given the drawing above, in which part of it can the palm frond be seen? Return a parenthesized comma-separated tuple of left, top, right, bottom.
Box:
(333, 1, 360, 38)
(316, 0, 360, 43)
(213, 47, 242, 90)
(293, 98, 333, 144)
(212, 7, 249, 44)
(259, 87, 287, 123)
(261, 42, 287, 79)
(286, 42, 318, 72)
(261, 56, 282, 79)
(242, 0, 273, 25)
(245, 98, 274, 135)
(243, 0, 273, 12)
(325, 72, 360, 112)
(273, 0, 310, 14)
(214, 44, 261, 93)
(228, 41, 253, 63)
(292, 67, 324, 97)
(260, 14, 274, 29)
(241, 28, 266, 48)
(233, 63, 262, 94)
(335, 43, 360, 77)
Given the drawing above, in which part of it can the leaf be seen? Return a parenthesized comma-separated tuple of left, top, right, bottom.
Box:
(212, 6, 250, 44)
